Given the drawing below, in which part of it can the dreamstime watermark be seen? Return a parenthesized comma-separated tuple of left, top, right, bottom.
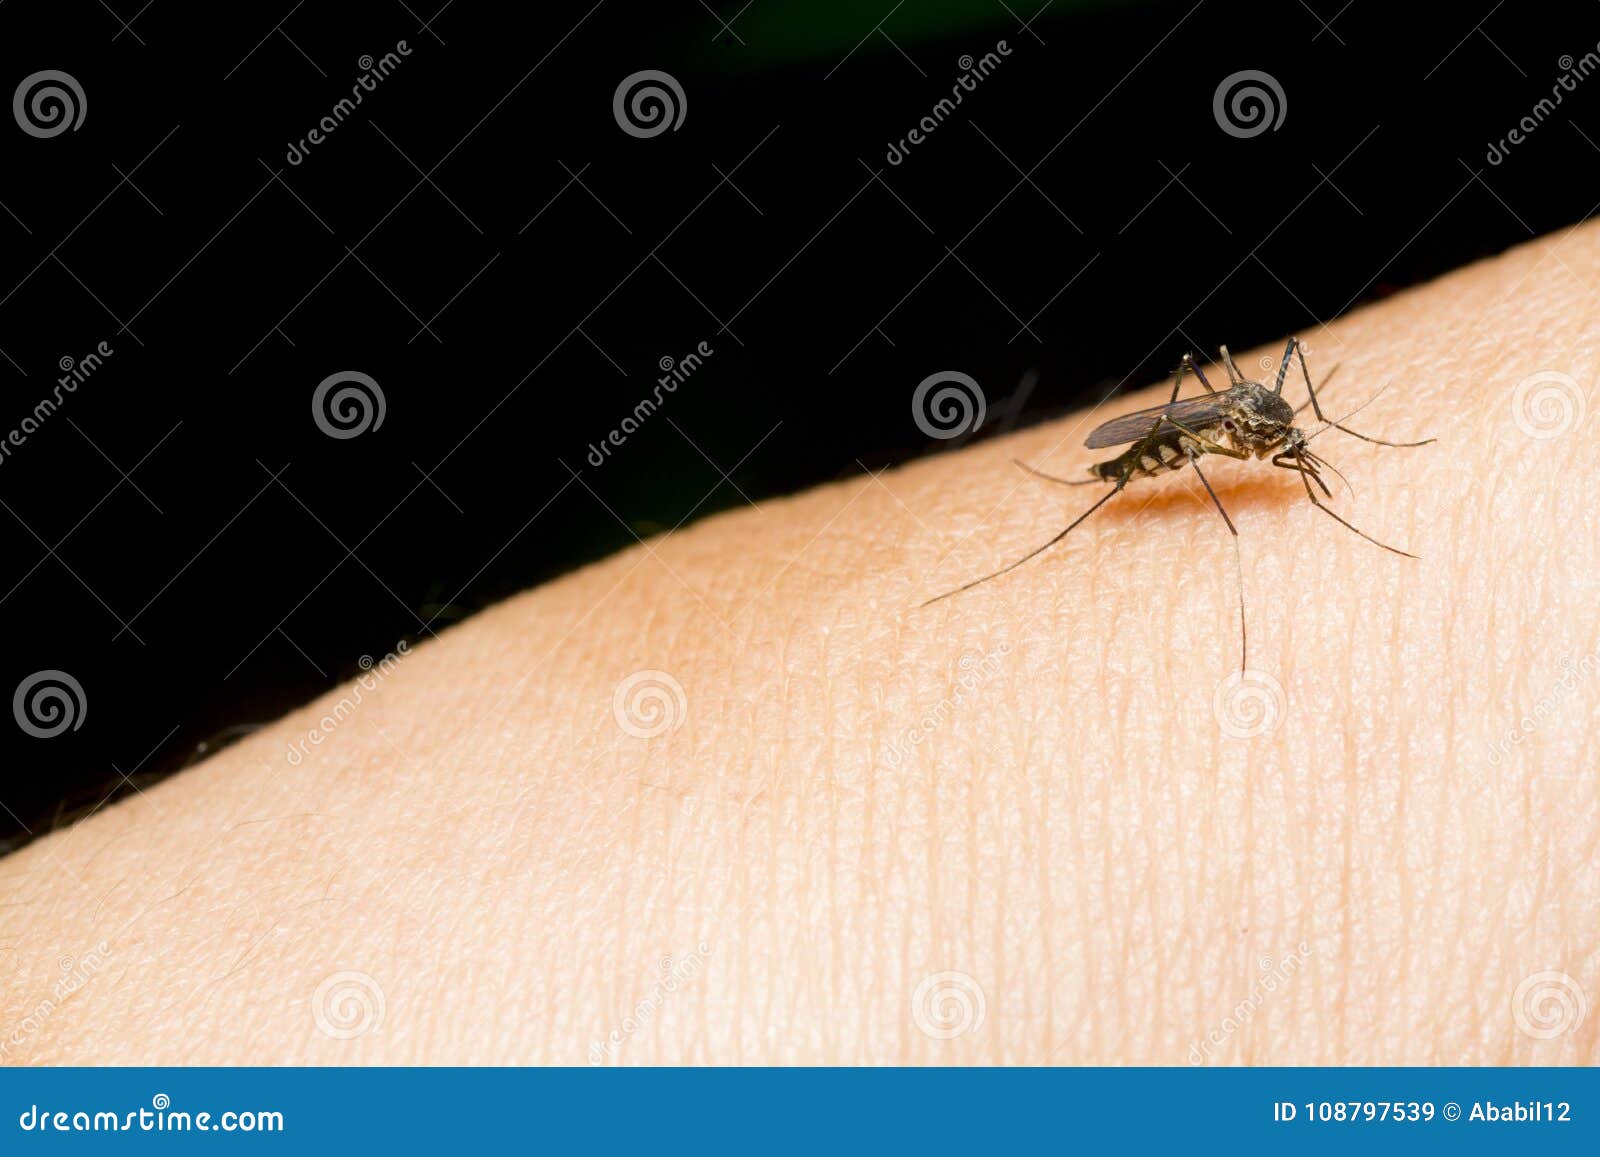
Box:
(911, 970, 987, 1040)
(613, 70, 686, 138)
(312, 370, 386, 438)
(1485, 647, 1599, 766)
(0, 341, 114, 468)
(0, 941, 111, 1058)
(881, 642, 1011, 770)
(612, 669, 687, 739)
(885, 41, 1011, 165)
(1510, 369, 1587, 440)
(1212, 668, 1286, 739)
(1486, 47, 1600, 165)
(286, 641, 410, 765)
(912, 370, 986, 440)
(1511, 970, 1587, 1039)
(13, 669, 86, 738)
(18, 1095, 283, 1134)
(589, 943, 711, 1063)
(286, 42, 412, 164)
(13, 70, 86, 138)
(586, 340, 713, 466)
(1213, 70, 1286, 138)
(311, 970, 386, 1039)
(1188, 942, 1313, 1064)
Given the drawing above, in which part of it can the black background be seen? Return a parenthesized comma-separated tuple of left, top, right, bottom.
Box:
(2, 0, 1597, 849)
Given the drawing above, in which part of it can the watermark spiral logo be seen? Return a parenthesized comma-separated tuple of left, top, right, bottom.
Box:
(1511, 370, 1586, 440)
(1213, 70, 1286, 139)
(13, 70, 87, 138)
(312, 970, 386, 1039)
(312, 371, 386, 439)
(613, 70, 686, 139)
(612, 669, 687, 739)
(912, 371, 986, 440)
(1212, 668, 1286, 739)
(911, 970, 986, 1039)
(1511, 970, 1587, 1039)
(151, 1093, 171, 1111)
(13, 669, 86, 738)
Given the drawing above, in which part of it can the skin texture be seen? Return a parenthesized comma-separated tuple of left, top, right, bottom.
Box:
(3, 223, 1599, 1066)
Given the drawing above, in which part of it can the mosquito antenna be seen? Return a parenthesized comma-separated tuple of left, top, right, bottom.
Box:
(1012, 458, 1098, 486)
(921, 484, 1123, 607)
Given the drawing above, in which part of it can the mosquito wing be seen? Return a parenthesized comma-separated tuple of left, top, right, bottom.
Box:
(1084, 394, 1234, 449)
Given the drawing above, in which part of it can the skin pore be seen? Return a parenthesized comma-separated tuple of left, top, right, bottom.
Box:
(2, 222, 1598, 1065)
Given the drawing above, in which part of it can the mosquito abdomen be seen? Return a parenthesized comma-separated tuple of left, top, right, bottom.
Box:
(1115, 434, 1192, 479)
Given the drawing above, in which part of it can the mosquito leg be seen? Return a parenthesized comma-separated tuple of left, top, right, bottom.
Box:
(1293, 360, 1342, 415)
(1189, 457, 1247, 672)
(1184, 352, 1218, 395)
(1294, 338, 1330, 421)
(920, 480, 1126, 607)
(1167, 355, 1192, 404)
(1125, 356, 1199, 454)
(1219, 345, 1245, 384)
(1119, 352, 1217, 457)
(1282, 451, 1417, 558)
(1295, 339, 1434, 447)
(1012, 458, 1099, 486)
(1272, 337, 1296, 395)
(1300, 379, 1396, 466)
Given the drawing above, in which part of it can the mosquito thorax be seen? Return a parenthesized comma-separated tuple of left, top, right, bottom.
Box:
(1221, 381, 1297, 453)
(1232, 380, 1295, 425)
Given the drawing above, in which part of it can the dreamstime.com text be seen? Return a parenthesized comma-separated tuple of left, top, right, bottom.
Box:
(18, 1095, 283, 1134)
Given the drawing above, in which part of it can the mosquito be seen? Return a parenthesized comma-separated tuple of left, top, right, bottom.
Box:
(920, 337, 1435, 670)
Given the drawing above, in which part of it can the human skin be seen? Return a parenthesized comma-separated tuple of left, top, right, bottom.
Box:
(3, 223, 1599, 1066)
